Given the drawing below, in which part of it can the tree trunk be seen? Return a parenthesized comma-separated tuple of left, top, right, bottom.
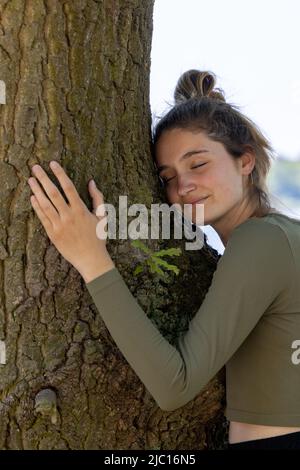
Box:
(0, 0, 227, 450)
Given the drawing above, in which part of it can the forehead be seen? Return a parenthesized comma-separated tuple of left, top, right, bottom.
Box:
(155, 128, 214, 162)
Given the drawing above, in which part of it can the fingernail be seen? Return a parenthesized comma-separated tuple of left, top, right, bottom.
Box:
(90, 179, 96, 187)
(50, 161, 59, 169)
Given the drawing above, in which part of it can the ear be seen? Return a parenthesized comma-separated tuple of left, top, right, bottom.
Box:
(240, 146, 256, 176)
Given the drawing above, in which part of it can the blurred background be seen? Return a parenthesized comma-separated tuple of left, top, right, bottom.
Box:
(150, 0, 300, 254)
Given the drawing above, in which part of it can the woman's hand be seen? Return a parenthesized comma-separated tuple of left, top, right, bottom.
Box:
(27, 161, 115, 283)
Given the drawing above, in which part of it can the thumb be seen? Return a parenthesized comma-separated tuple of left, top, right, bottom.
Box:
(88, 180, 105, 216)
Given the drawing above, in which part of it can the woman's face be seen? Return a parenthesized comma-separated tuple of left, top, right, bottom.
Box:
(155, 128, 255, 235)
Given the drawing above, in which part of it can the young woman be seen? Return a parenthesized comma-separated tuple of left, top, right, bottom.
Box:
(27, 70, 300, 450)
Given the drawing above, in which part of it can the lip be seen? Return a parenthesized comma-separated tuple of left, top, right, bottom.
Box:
(185, 196, 209, 205)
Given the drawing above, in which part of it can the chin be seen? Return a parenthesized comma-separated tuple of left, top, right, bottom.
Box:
(194, 207, 223, 227)
(191, 207, 210, 226)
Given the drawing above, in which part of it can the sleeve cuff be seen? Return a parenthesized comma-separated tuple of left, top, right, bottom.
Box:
(85, 266, 123, 297)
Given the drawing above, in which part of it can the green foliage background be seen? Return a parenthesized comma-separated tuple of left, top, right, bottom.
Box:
(267, 157, 300, 217)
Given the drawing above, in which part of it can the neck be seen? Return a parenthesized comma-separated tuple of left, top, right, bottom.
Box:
(211, 198, 259, 247)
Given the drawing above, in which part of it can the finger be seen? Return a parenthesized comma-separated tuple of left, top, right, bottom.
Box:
(88, 180, 106, 216)
(28, 177, 60, 225)
(31, 164, 70, 215)
(30, 195, 53, 232)
(49, 161, 85, 209)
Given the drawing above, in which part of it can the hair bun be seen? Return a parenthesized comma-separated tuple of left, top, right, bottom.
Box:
(174, 69, 226, 105)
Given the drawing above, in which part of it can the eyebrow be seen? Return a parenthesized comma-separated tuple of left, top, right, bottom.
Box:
(157, 149, 209, 174)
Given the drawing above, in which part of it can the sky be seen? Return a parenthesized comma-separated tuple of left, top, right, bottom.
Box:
(150, 0, 300, 161)
(150, 0, 300, 254)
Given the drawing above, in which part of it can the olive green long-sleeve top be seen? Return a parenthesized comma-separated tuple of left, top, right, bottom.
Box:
(85, 213, 300, 425)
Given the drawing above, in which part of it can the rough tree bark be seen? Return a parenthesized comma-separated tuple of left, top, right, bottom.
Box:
(0, 0, 228, 450)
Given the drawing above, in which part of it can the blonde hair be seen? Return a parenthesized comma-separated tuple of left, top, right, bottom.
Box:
(152, 69, 280, 217)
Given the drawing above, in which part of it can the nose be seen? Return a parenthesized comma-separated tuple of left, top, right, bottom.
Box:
(177, 174, 196, 196)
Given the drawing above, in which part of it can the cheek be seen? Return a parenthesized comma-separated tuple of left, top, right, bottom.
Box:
(213, 170, 242, 201)
(165, 186, 179, 204)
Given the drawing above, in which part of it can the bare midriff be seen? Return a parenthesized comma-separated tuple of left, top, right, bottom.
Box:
(229, 421, 300, 444)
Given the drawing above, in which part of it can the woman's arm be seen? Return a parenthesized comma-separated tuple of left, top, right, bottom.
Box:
(85, 221, 294, 411)
(27, 163, 294, 412)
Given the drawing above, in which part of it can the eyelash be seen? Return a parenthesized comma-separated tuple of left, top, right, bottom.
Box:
(162, 163, 207, 184)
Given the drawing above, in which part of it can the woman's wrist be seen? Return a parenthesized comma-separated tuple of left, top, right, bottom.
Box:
(79, 251, 115, 284)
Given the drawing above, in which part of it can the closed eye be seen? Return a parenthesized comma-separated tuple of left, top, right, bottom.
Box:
(161, 163, 207, 185)
(191, 163, 207, 169)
